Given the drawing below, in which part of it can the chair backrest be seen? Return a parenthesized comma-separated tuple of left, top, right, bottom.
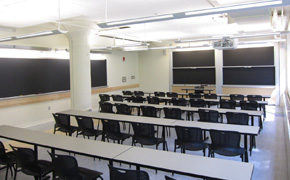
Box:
(75, 116, 94, 131)
(10, 145, 41, 174)
(240, 101, 258, 110)
(189, 98, 206, 107)
(219, 99, 236, 109)
(188, 93, 202, 99)
(166, 92, 178, 98)
(0, 141, 5, 155)
(147, 96, 160, 105)
(48, 152, 82, 180)
(226, 112, 249, 125)
(122, 91, 132, 95)
(116, 103, 132, 115)
(101, 120, 121, 134)
(108, 164, 149, 180)
(247, 95, 262, 101)
(230, 94, 244, 101)
(131, 96, 145, 103)
(209, 129, 241, 148)
(175, 126, 203, 142)
(112, 95, 123, 102)
(99, 94, 110, 102)
(53, 113, 71, 128)
(154, 91, 165, 97)
(204, 93, 217, 99)
(99, 102, 114, 113)
(132, 123, 155, 138)
(134, 91, 144, 96)
(140, 106, 158, 117)
(163, 107, 182, 120)
(198, 109, 219, 123)
(172, 98, 187, 106)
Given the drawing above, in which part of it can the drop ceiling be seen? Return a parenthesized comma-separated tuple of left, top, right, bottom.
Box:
(0, 0, 288, 44)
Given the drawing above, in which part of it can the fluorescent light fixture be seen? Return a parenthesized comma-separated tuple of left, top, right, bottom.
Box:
(0, 29, 67, 42)
(238, 39, 286, 45)
(108, 43, 149, 48)
(123, 47, 149, 52)
(0, 44, 52, 51)
(185, 0, 282, 16)
(176, 37, 221, 43)
(106, 15, 174, 26)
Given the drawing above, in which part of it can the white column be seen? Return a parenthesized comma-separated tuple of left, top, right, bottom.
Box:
(215, 49, 223, 94)
(64, 22, 94, 110)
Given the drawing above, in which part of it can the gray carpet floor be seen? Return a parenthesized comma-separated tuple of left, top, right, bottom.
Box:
(0, 105, 288, 180)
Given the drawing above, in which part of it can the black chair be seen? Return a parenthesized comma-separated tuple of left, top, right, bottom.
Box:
(166, 92, 178, 98)
(154, 91, 166, 97)
(204, 93, 219, 107)
(163, 107, 182, 120)
(131, 96, 145, 103)
(189, 99, 206, 120)
(99, 102, 114, 113)
(195, 86, 204, 94)
(108, 164, 149, 180)
(247, 95, 263, 101)
(112, 94, 123, 102)
(198, 109, 219, 123)
(240, 100, 258, 111)
(0, 141, 16, 180)
(198, 109, 219, 139)
(208, 129, 246, 162)
(188, 93, 202, 99)
(147, 96, 160, 105)
(230, 94, 244, 107)
(75, 116, 102, 140)
(226, 112, 249, 125)
(172, 98, 187, 106)
(219, 99, 236, 109)
(116, 103, 132, 115)
(101, 119, 131, 144)
(165, 175, 176, 180)
(122, 91, 132, 95)
(99, 94, 110, 102)
(49, 152, 103, 180)
(140, 105, 158, 117)
(174, 126, 207, 156)
(226, 112, 256, 154)
(132, 123, 168, 150)
(10, 145, 54, 180)
(134, 91, 144, 96)
(52, 113, 77, 136)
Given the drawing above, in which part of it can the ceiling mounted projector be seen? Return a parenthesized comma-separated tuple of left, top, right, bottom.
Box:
(212, 37, 238, 50)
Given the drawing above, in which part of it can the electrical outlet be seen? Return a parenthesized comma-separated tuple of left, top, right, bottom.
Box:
(48, 106, 51, 110)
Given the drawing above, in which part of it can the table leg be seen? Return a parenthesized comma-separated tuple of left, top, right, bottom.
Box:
(34, 145, 38, 160)
(244, 134, 249, 162)
(162, 126, 166, 150)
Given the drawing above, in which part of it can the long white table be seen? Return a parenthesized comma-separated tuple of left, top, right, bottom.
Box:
(59, 109, 259, 162)
(0, 125, 254, 180)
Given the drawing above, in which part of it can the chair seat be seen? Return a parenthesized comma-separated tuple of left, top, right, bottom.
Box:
(56, 126, 78, 134)
(210, 145, 245, 157)
(106, 133, 131, 141)
(79, 167, 103, 180)
(78, 129, 102, 138)
(134, 137, 164, 146)
(22, 160, 54, 177)
(176, 141, 207, 151)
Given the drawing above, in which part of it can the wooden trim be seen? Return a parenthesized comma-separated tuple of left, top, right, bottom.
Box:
(0, 84, 139, 109)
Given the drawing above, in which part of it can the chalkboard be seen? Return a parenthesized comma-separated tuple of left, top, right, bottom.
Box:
(0, 58, 107, 98)
(91, 60, 107, 87)
(223, 47, 274, 66)
(173, 50, 215, 67)
(223, 67, 275, 85)
(173, 68, 216, 84)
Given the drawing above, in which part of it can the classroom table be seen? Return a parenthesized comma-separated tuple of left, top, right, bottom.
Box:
(107, 101, 264, 129)
(114, 147, 254, 180)
(59, 109, 260, 162)
(0, 125, 254, 180)
(181, 88, 216, 94)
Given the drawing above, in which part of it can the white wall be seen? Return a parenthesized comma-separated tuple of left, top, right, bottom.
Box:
(138, 49, 170, 92)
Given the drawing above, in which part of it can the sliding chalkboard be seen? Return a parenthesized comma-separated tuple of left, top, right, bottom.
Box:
(173, 68, 216, 84)
(173, 50, 215, 67)
(0, 58, 107, 98)
(91, 60, 107, 87)
(223, 67, 275, 85)
(223, 47, 274, 66)
(172, 50, 215, 85)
